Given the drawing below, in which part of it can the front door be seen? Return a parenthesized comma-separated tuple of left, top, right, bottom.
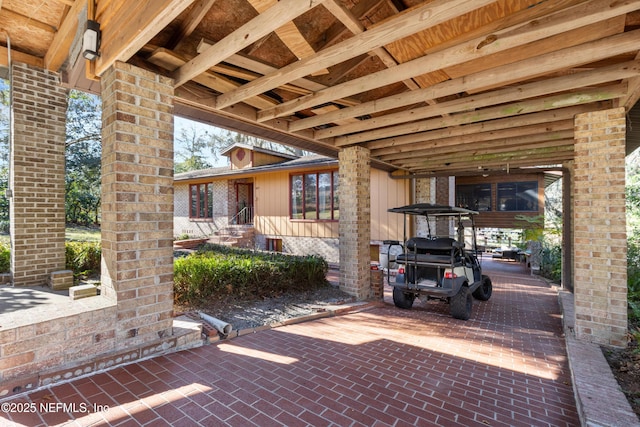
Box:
(235, 182, 254, 224)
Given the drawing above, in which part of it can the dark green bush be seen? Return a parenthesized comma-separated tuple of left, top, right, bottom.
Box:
(65, 241, 101, 276)
(628, 236, 640, 324)
(0, 243, 9, 274)
(174, 244, 329, 305)
(540, 242, 562, 284)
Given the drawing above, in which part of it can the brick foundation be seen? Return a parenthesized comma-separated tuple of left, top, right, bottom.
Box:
(572, 107, 627, 346)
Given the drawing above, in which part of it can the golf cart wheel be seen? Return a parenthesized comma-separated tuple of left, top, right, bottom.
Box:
(472, 275, 493, 301)
(450, 286, 472, 320)
(393, 287, 415, 310)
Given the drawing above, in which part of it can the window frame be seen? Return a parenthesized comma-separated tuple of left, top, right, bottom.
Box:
(496, 181, 539, 212)
(455, 183, 492, 211)
(290, 170, 339, 221)
(189, 183, 214, 220)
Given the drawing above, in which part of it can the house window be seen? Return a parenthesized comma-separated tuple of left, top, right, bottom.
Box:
(189, 183, 213, 219)
(497, 182, 538, 211)
(266, 238, 282, 252)
(456, 184, 491, 211)
(290, 171, 339, 220)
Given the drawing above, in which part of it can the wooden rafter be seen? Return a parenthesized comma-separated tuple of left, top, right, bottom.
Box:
(287, 19, 629, 132)
(173, 0, 329, 87)
(215, 0, 497, 109)
(333, 84, 627, 146)
(259, 0, 639, 123)
(313, 59, 640, 140)
(166, 0, 218, 50)
(366, 106, 595, 152)
(95, 0, 196, 77)
(45, 0, 84, 71)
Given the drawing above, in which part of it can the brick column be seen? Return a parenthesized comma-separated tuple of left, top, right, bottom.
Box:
(339, 146, 371, 299)
(435, 176, 452, 236)
(414, 177, 432, 237)
(100, 62, 174, 347)
(10, 63, 68, 286)
(573, 107, 627, 346)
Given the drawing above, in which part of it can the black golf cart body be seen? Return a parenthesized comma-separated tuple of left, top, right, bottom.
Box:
(388, 203, 492, 320)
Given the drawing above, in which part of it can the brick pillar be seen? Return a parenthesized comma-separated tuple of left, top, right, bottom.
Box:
(435, 176, 452, 236)
(339, 146, 371, 299)
(414, 177, 432, 237)
(562, 162, 574, 292)
(100, 62, 174, 347)
(573, 107, 627, 346)
(10, 63, 68, 286)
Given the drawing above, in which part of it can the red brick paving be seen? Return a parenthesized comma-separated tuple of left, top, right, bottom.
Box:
(0, 259, 579, 426)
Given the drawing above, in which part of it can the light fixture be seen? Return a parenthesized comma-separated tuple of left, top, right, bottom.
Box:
(82, 20, 101, 61)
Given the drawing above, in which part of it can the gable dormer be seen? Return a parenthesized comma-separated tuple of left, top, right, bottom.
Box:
(222, 143, 299, 170)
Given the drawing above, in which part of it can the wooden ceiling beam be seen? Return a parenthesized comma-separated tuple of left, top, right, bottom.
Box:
(147, 48, 277, 109)
(260, 0, 640, 123)
(0, 46, 43, 69)
(215, 0, 496, 109)
(166, 0, 218, 50)
(314, 58, 640, 139)
(332, 84, 627, 146)
(95, 0, 196, 77)
(173, 0, 328, 87)
(197, 39, 361, 106)
(247, 0, 328, 75)
(44, 0, 85, 72)
(289, 19, 630, 132)
(372, 120, 575, 158)
(397, 144, 575, 171)
(323, 0, 420, 90)
(364, 105, 598, 151)
(379, 131, 575, 163)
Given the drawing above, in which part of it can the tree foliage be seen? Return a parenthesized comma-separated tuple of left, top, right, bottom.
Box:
(174, 123, 310, 173)
(65, 90, 102, 224)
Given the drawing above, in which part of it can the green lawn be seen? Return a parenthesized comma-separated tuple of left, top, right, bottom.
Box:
(0, 225, 101, 246)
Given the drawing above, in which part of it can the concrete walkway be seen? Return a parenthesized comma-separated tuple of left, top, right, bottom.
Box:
(0, 258, 636, 426)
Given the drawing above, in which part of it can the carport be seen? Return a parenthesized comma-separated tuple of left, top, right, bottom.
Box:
(0, 0, 638, 390)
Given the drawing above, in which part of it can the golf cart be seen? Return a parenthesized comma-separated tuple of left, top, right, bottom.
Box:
(388, 203, 492, 320)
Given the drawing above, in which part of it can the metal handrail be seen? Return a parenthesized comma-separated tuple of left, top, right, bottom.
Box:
(230, 206, 253, 225)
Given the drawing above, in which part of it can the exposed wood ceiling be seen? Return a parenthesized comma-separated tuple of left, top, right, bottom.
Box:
(1, 0, 639, 176)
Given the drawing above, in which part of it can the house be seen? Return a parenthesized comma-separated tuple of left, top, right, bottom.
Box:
(174, 144, 411, 263)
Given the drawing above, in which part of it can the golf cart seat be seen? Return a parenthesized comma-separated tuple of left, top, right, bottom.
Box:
(396, 237, 463, 265)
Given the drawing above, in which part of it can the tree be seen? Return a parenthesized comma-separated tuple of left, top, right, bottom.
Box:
(65, 90, 102, 225)
(174, 124, 216, 173)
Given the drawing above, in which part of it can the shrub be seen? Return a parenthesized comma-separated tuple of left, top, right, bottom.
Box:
(629, 236, 640, 324)
(65, 241, 101, 276)
(540, 241, 562, 284)
(174, 244, 328, 306)
(0, 243, 9, 274)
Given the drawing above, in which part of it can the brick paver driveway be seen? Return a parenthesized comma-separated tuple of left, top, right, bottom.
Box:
(1, 259, 579, 426)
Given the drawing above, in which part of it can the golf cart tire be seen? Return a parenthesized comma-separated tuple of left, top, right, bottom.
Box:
(393, 287, 415, 310)
(472, 275, 493, 301)
(450, 285, 472, 320)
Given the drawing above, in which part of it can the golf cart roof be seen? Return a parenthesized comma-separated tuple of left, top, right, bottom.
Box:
(388, 203, 478, 216)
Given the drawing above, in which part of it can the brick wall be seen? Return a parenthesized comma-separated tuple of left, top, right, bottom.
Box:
(174, 182, 228, 237)
(573, 107, 627, 346)
(338, 146, 371, 299)
(10, 62, 68, 286)
(100, 62, 175, 348)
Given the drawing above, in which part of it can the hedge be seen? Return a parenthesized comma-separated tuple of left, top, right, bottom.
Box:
(174, 244, 329, 305)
